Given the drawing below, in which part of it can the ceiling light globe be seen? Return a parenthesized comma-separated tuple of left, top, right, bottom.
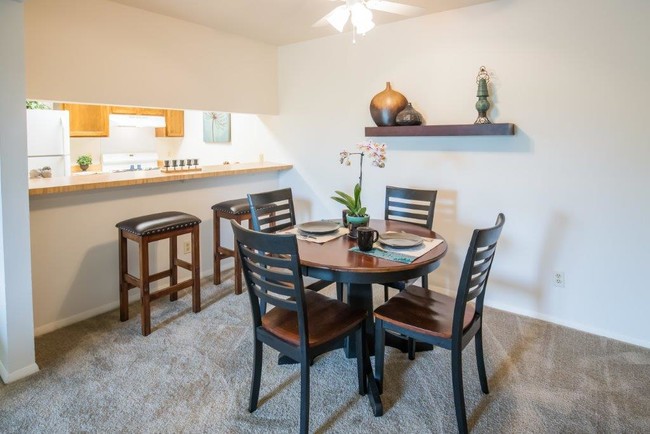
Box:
(350, 3, 374, 34)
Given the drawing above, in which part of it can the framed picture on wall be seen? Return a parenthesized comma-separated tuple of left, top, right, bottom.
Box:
(203, 112, 231, 143)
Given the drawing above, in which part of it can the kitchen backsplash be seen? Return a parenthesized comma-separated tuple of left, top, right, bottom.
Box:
(70, 110, 272, 169)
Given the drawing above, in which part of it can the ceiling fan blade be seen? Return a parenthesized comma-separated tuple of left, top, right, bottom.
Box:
(313, 5, 350, 31)
(365, 0, 424, 16)
(313, 15, 332, 27)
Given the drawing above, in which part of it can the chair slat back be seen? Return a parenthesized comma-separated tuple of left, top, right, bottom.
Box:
(248, 188, 296, 234)
(384, 186, 437, 229)
(452, 214, 505, 338)
(232, 221, 308, 334)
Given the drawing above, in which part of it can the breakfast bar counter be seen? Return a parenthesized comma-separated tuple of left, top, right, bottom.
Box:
(28, 162, 293, 196)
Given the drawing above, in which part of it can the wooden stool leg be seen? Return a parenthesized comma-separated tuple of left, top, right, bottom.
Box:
(169, 235, 178, 301)
(119, 230, 129, 321)
(213, 210, 222, 285)
(140, 237, 151, 336)
(191, 225, 201, 313)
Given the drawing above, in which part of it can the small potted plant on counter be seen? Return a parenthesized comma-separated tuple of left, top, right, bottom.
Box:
(77, 154, 92, 171)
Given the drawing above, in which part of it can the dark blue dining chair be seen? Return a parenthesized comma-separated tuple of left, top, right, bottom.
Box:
(374, 213, 505, 434)
(247, 188, 335, 294)
(383, 185, 438, 302)
(232, 220, 373, 434)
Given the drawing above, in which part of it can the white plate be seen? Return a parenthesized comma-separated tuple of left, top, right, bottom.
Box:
(378, 232, 423, 248)
(297, 221, 340, 234)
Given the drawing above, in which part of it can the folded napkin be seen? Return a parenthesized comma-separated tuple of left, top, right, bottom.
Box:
(349, 237, 444, 264)
(282, 226, 349, 244)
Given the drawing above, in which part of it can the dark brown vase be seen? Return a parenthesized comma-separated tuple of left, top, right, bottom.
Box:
(396, 102, 424, 126)
(369, 82, 408, 126)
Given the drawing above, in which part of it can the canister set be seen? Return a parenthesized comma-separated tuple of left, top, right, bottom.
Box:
(163, 159, 200, 171)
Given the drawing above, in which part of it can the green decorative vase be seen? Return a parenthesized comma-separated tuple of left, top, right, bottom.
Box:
(346, 214, 369, 225)
(346, 214, 370, 238)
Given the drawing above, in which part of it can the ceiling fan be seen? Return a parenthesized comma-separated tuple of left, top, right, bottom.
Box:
(314, 0, 424, 40)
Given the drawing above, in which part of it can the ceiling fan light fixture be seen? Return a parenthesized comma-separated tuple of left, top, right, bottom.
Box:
(353, 16, 375, 35)
(326, 5, 351, 32)
(351, 2, 375, 35)
(350, 2, 375, 33)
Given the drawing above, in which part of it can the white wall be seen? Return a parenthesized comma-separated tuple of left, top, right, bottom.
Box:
(24, 0, 278, 114)
(22, 0, 650, 351)
(29, 108, 288, 333)
(162, 111, 282, 165)
(0, 0, 39, 383)
(30, 172, 281, 334)
(273, 0, 650, 347)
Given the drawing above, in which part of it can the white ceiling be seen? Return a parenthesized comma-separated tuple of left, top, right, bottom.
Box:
(108, 0, 495, 46)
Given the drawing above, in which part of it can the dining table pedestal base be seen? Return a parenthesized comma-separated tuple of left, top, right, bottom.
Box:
(344, 283, 434, 358)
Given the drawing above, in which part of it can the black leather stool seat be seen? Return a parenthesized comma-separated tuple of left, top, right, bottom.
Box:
(116, 211, 201, 236)
(211, 198, 250, 215)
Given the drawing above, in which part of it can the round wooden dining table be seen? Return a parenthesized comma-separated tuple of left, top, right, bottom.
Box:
(286, 219, 447, 417)
(297, 219, 448, 356)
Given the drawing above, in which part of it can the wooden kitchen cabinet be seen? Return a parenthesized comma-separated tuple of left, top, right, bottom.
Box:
(155, 110, 184, 137)
(61, 103, 109, 137)
(110, 106, 165, 116)
(140, 107, 165, 116)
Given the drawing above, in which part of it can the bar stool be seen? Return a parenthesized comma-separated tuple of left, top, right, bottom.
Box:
(116, 211, 201, 336)
(212, 198, 251, 295)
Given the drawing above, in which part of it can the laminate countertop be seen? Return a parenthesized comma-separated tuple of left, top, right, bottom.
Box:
(28, 162, 293, 196)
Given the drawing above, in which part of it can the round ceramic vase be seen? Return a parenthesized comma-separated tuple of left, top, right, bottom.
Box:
(369, 82, 408, 126)
(396, 102, 424, 126)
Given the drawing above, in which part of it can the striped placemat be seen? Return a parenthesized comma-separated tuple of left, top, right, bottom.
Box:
(349, 237, 444, 264)
(349, 246, 416, 264)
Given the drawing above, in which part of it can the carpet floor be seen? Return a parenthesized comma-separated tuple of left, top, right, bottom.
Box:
(1, 278, 649, 433)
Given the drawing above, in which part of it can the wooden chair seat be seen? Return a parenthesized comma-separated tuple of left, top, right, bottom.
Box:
(374, 286, 475, 340)
(262, 290, 366, 347)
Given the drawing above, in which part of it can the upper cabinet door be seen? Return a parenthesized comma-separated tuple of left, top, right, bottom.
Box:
(111, 106, 165, 116)
(139, 108, 165, 116)
(110, 106, 139, 115)
(62, 104, 109, 137)
(155, 110, 184, 137)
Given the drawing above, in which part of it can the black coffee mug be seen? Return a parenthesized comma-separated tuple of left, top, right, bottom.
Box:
(357, 227, 379, 251)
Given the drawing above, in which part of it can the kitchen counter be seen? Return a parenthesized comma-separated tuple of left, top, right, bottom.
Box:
(28, 162, 293, 196)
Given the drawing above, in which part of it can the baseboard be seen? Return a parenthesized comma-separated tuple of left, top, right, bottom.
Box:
(35, 299, 123, 336)
(35, 273, 215, 337)
(0, 360, 39, 384)
(486, 300, 650, 350)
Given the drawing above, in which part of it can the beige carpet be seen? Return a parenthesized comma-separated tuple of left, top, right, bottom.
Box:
(1, 279, 649, 433)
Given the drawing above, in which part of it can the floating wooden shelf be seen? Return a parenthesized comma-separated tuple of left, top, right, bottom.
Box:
(365, 123, 515, 137)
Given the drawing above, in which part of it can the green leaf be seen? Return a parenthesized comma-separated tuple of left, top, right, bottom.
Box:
(330, 196, 350, 207)
(334, 190, 355, 206)
(353, 183, 362, 209)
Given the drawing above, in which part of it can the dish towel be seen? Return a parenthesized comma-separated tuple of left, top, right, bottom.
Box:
(281, 227, 349, 244)
(349, 238, 444, 264)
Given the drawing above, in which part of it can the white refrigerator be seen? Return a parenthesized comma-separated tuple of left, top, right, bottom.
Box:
(26, 109, 71, 177)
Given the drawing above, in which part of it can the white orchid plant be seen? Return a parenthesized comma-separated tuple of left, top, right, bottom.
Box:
(332, 140, 387, 217)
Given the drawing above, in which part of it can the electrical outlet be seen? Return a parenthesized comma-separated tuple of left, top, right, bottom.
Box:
(553, 271, 565, 288)
(183, 241, 191, 254)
